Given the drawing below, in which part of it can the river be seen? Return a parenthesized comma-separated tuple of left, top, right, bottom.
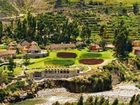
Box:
(11, 83, 140, 105)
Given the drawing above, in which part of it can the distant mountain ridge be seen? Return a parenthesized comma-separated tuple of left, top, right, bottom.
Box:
(0, 0, 52, 17)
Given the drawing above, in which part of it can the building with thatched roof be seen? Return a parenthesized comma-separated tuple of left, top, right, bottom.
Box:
(46, 43, 76, 50)
(27, 44, 41, 53)
(105, 44, 115, 49)
(132, 40, 140, 56)
(132, 40, 140, 47)
(20, 40, 30, 47)
(8, 41, 17, 50)
(89, 44, 101, 51)
(0, 50, 16, 58)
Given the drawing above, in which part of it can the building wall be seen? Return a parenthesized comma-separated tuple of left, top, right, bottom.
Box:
(32, 68, 80, 80)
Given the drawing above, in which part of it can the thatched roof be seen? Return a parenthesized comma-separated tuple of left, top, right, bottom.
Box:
(28, 44, 41, 51)
(8, 41, 17, 46)
(31, 41, 38, 45)
(105, 44, 115, 49)
(46, 44, 76, 50)
(17, 44, 22, 49)
(20, 41, 30, 47)
(0, 50, 16, 57)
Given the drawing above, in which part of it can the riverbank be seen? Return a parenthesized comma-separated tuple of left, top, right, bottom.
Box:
(11, 82, 140, 105)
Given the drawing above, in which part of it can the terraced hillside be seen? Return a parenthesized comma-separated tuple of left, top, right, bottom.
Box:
(70, 4, 140, 43)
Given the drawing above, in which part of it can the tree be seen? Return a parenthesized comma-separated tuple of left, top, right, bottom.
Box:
(112, 98, 119, 105)
(94, 97, 99, 105)
(89, 0, 93, 5)
(99, 25, 106, 37)
(7, 57, 15, 72)
(129, 95, 136, 105)
(114, 20, 130, 58)
(81, 25, 91, 41)
(54, 0, 62, 8)
(119, 5, 127, 16)
(0, 67, 8, 85)
(23, 55, 30, 66)
(15, 19, 22, 40)
(71, 20, 79, 41)
(99, 38, 107, 51)
(77, 95, 84, 105)
(99, 97, 105, 105)
(0, 21, 3, 43)
(52, 101, 61, 105)
(85, 96, 94, 105)
(27, 12, 36, 41)
(133, 3, 139, 15)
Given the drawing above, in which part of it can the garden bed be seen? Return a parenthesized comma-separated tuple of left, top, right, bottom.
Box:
(57, 52, 77, 58)
(79, 59, 104, 65)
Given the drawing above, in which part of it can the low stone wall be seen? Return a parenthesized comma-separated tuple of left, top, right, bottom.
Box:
(31, 68, 80, 80)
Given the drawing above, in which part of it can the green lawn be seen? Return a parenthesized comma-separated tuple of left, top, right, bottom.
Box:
(11, 99, 46, 105)
(14, 49, 114, 74)
(45, 58, 75, 66)
(29, 49, 114, 67)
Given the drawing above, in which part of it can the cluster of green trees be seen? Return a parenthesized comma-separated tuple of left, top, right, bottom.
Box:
(52, 94, 140, 105)
(0, 80, 25, 102)
(0, 12, 91, 46)
(62, 70, 112, 93)
(0, 57, 16, 86)
(113, 20, 132, 58)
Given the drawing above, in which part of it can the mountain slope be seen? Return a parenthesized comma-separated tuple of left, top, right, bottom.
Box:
(0, 0, 51, 17)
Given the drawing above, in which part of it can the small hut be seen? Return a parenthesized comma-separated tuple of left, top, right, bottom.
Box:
(89, 44, 101, 51)
(133, 47, 140, 56)
(27, 43, 41, 53)
(132, 40, 140, 47)
(8, 41, 17, 50)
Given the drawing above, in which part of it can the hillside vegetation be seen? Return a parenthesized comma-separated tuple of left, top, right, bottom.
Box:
(0, 0, 140, 17)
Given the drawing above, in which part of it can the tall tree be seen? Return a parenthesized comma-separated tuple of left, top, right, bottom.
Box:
(81, 25, 91, 40)
(85, 96, 94, 105)
(112, 98, 119, 105)
(114, 20, 130, 58)
(0, 21, 3, 43)
(99, 25, 106, 37)
(133, 3, 139, 15)
(54, 0, 62, 8)
(52, 101, 61, 105)
(7, 57, 15, 72)
(27, 12, 36, 41)
(15, 19, 22, 40)
(77, 95, 84, 105)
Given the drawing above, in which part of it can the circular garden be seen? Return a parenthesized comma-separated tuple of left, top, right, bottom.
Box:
(57, 52, 77, 58)
(79, 59, 104, 65)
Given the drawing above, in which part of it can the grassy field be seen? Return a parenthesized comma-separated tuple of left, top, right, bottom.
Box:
(11, 98, 46, 105)
(27, 49, 114, 69)
(11, 49, 114, 74)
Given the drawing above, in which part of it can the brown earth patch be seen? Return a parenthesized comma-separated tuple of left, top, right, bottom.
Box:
(57, 52, 77, 58)
(79, 59, 104, 65)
